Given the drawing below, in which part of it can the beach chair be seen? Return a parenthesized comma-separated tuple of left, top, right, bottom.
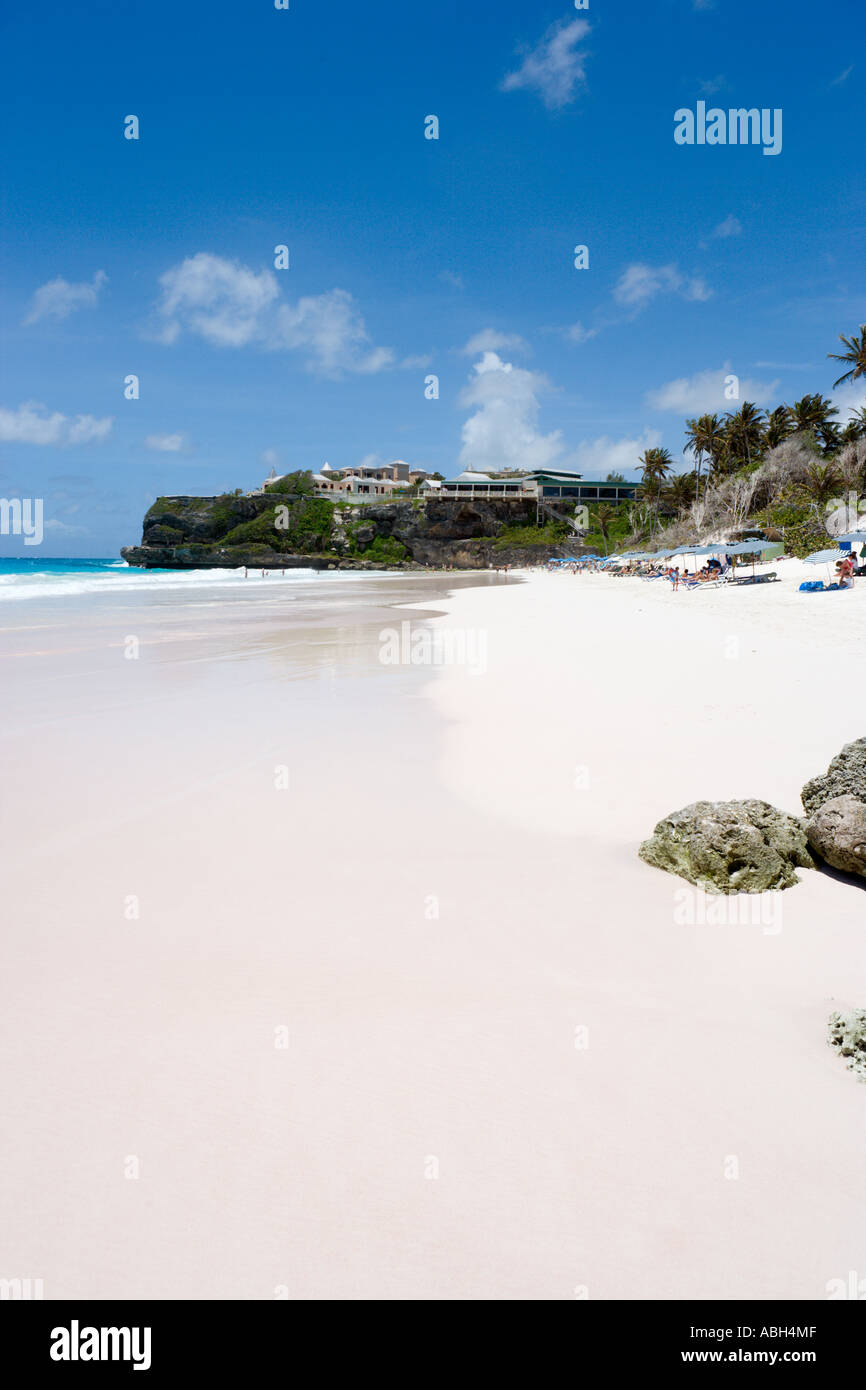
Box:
(733, 572, 778, 585)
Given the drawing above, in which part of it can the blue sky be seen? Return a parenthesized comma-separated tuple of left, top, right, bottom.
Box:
(1, 0, 864, 555)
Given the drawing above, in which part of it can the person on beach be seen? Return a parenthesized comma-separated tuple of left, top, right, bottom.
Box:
(838, 555, 855, 589)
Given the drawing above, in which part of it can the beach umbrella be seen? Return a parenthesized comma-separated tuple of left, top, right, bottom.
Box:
(726, 538, 779, 578)
(676, 543, 714, 572)
(805, 548, 841, 580)
(805, 547, 845, 585)
(727, 541, 777, 553)
(838, 532, 866, 563)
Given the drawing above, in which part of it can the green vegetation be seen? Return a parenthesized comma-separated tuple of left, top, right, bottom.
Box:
(209, 493, 243, 529)
(348, 532, 408, 564)
(264, 469, 317, 496)
(582, 506, 633, 555)
(221, 499, 336, 553)
(623, 323, 866, 556)
(492, 520, 571, 549)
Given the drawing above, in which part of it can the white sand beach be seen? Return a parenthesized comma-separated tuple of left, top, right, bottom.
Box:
(1, 564, 864, 1300)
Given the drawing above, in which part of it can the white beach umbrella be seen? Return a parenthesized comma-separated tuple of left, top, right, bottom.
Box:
(804, 549, 842, 563)
(804, 548, 846, 585)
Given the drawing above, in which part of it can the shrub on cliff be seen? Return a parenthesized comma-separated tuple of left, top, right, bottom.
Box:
(264, 470, 317, 496)
(493, 521, 570, 549)
(221, 499, 335, 553)
(350, 533, 407, 564)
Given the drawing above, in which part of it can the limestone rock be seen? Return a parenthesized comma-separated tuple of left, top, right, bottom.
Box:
(828, 1010, 866, 1082)
(802, 738, 866, 816)
(639, 799, 814, 894)
(806, 795, 866, 878)
(122, 494, 587, 571)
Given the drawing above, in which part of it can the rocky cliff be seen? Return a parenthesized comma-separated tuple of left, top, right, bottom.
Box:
(121, 494, 586, 570)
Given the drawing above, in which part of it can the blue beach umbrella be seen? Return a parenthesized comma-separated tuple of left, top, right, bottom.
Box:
(725, 539, 779, 577)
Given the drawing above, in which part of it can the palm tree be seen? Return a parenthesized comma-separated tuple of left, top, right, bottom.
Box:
(589, 503, 616, 554)
(829, 325, 866, 388)
(788, 393, 838, 438)
(817, 420, 842, 455)
(724, 402, 765, 470)
(841, 406, 866, 444)
(763, 405, 792, 450)
(683, 414, 724, 502)
(638, 447, 673, 529)
(668, 471, 696, 513)
(802, 461, 842, 508)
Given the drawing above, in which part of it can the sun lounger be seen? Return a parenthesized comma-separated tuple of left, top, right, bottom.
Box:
(733, 572, 778, 585)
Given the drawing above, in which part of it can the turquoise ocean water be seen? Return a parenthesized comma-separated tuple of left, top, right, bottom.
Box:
(0, 558, 327, 602)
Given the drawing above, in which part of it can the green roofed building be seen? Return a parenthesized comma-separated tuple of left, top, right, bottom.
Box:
(433, 467, 636, 503)
(530, 471, 637, 503)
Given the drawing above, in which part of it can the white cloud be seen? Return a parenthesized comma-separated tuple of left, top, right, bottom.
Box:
(439, 270, 465, 291)
(461, 329, 528, 356)
(458, 351, 563, 471)
(0, 402, 113, 445)
(24, 270, 107, 325)
(564, 322, 598, 344)
(700, 74, 727, 96)
(274, 289, 394, 373)
(834, 380, 866, 421)
(613, 262, 712, 310)
(645, 365, 780, 414)
(154, 253, 279, 347)
(831, 64, 853, 86)
(501, 19, 591, 111)
(44, 518, 88, 535)
(144, 432, 187, 453)
(684, 276, 712, 301)
(152, 253, 393, 374)
(711, 214, 742, 239)
(401, 354, 433, 369)
(566, 429, 662, 479)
